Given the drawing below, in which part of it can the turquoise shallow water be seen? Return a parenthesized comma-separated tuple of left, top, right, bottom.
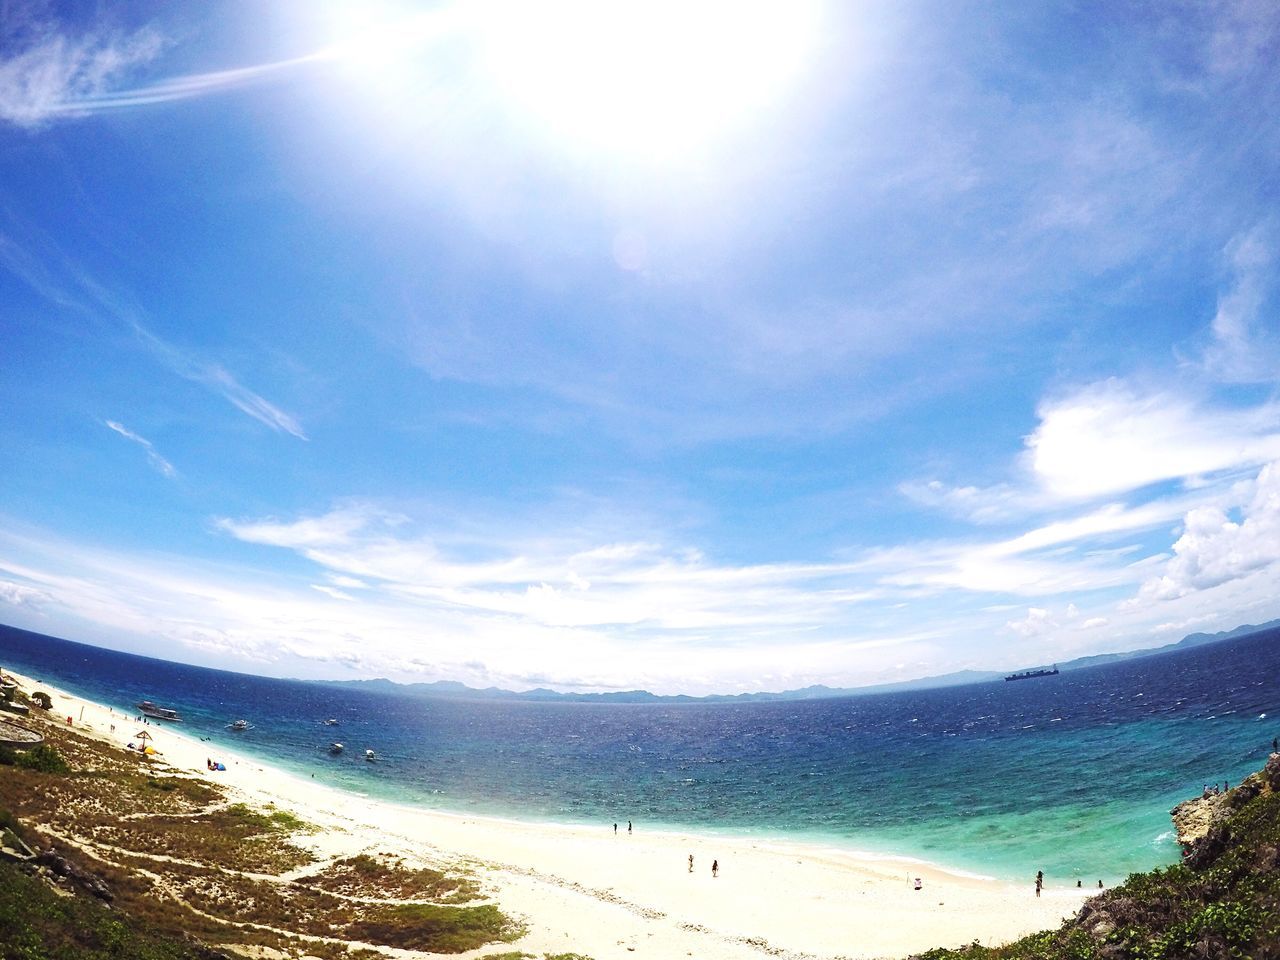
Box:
(2, 623, 1276, 883)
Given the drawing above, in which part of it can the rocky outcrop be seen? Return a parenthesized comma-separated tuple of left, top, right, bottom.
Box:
(35, 848, 113, 902)
(1170, 792, 1229, 845)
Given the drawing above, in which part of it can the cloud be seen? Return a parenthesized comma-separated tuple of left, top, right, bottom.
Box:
(104, 420, 176, 478)
(898, 479, 1040, 525)
(0, 578, 48, 609)
(0, 6, 335, 130)
(0, 20, 164, 128)
(1201, 224, 1278, 382)
(0, 217, 307, 440)
(197, 365, 308, 440)
(1026, 380, 1280, 500)
(1138, 460, 1280, 600)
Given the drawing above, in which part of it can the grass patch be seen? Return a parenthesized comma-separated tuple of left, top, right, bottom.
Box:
(0, 856, 208, 960)
(345, 902, 524, 953)
(299, 852, 480, 902)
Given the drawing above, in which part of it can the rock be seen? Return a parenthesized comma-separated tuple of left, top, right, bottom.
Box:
(35, 849, 113, 902)
(1170, 792, 1230, 845)
(1184, 823, 1231, 870)
(1264, 753, 1280, 791)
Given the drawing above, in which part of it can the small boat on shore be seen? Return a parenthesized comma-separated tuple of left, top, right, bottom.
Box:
(227, 719, 252, 731)
(1005, 666, 1060, 682)
(329, 742, 344, 754)
(137, 700, 182, 721)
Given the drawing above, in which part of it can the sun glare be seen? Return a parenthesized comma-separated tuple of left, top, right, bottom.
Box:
(477, 0, 821, 161)
(319, 0, 822, 165)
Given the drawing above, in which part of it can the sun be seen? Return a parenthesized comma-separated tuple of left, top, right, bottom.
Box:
(476, 0, 821, 161)
(319, 0, 823, 166)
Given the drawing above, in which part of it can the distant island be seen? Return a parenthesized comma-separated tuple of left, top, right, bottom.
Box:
(324, 618, 1280, 704)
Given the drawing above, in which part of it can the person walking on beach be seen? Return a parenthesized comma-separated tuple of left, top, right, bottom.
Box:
(628, 820, 632, 834)
(613, 823, 617, 835)
(688, 854, 694, 873)
(1035, 871, 1043, 897)
(712, 859, 719, 878)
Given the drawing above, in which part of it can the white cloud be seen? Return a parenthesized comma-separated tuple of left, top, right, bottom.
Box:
(0, 578, 48, 609)
(1026, 380, 1280, 499)
(1138, 461, 1280, 600)
(0, 22, 163, 128)
(104, 420, 176, 478)
(1202, 224, 1278, 382)
(897, 479, 1034, 524)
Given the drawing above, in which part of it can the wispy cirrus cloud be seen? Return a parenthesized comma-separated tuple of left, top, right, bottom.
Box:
(104, 420, 176, 477)
(1, 214, 307, 439)
(0, 19, 164, 128)
(0, 7, 335, 130)
(1199, 223, 1278, 383)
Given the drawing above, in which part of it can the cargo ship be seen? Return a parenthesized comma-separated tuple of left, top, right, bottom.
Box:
(1004, 666, 1059, 682)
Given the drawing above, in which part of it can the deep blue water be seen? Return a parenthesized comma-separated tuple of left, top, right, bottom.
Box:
(2, 622, 1277, 883)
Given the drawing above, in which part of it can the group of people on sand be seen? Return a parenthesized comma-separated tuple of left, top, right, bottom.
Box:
(686, 853, 718, 876)
(1035, 871, 1103, 896)
(609, 822, 720, 877)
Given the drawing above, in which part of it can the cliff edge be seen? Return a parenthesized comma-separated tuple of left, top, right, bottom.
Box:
(916, 752, 1280, 960)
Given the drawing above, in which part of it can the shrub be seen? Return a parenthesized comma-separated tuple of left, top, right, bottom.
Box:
(13, 744, 70, 774)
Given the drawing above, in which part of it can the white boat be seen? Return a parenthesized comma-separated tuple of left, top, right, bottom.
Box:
(329, 742, 344, 754)
(365, 748, 376, 762)
(323, 718, 339, 726)
(227, 719, 252, 731)
(137, 700, 182, 721)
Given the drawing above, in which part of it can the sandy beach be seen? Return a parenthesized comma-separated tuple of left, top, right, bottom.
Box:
(6, 669, 1094, 960)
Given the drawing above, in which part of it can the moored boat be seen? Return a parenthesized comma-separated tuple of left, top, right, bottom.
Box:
(136, 700, 182, 721)
(329, 742, 344, 754)
(365, 748, 376, 762)
(227, 719, 252, 731)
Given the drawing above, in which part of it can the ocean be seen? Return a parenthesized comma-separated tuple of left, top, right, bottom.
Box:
(1, 622, 1276, 884)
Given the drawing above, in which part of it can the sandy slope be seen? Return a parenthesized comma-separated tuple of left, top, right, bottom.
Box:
(7, 669, 1092, 960)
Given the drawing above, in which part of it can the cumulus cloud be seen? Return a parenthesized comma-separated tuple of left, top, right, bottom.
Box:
(1138, 461, 1280, 600)
(104, 420, 176, 478)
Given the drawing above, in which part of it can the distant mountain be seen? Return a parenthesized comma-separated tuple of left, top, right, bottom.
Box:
(1050, 618, 1280, 673)
(323, 619, 1280, 704)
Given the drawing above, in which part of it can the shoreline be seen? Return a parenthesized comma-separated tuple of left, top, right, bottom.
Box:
(3, 666, 1098, 960)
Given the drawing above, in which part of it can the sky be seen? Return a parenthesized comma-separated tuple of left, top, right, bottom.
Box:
(1, 0, 1279, 694)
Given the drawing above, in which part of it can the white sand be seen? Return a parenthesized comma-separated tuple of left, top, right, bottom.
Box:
(7, 670, 1094, 960)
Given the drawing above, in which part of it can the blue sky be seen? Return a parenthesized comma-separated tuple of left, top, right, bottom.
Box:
(2, 0, 1279, 693)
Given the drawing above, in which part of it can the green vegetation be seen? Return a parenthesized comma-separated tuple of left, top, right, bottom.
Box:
(0, 856, 206, 960)
(346, 902, 524, 953)
(299, 852, 481, 902)
(12, 743, 70, 774)
(0, 713, 528, 960)
(914, 758, 1280, 960)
